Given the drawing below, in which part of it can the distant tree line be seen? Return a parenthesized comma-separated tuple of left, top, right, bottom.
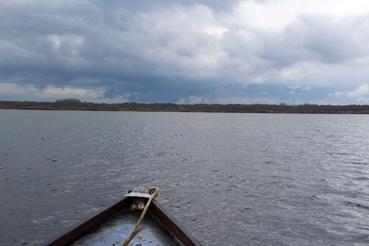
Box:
(1, 100, 369, 114)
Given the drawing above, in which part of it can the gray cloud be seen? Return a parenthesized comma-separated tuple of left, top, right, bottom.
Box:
(1, 0, 369, 103)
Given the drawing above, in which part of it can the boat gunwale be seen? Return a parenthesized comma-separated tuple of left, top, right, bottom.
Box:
(44, 196, 200, 246)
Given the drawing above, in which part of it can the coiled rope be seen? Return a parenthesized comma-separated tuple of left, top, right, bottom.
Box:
(122, 186, 160, 246)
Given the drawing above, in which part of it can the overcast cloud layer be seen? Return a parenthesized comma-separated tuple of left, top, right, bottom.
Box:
(1, 0, 369, 104)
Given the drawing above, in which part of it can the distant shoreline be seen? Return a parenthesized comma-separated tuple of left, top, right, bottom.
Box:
(1, 100, 369, 114)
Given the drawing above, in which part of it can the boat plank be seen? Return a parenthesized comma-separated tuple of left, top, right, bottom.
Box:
(45, 197, 200, 246)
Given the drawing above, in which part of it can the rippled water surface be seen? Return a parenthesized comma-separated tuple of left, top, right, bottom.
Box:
(1, 110, 369, 245)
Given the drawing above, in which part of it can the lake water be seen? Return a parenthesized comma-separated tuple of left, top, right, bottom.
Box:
(1, 110, 369, 245)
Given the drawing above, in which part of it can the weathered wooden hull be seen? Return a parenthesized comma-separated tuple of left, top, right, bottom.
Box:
(45, 196, 200, 246)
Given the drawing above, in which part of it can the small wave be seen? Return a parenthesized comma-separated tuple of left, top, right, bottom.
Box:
(354, 177, 369, 181)
(344, 201, 369, 211)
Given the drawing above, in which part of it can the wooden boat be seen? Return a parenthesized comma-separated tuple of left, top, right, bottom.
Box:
(45, 187, 200, 246)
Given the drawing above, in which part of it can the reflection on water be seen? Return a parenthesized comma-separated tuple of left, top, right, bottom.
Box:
(1, 110, 369, 245)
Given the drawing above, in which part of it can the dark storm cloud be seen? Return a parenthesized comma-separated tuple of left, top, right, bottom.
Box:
(0, 0, 233, 97)
(1, 0, 369, 103)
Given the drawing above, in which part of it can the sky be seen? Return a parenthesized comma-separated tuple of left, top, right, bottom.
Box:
(1, 0, 369, 104)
